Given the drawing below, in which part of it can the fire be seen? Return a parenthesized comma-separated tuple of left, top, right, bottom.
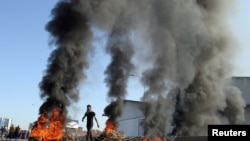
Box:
(105, 119, 116, 133)
(30, 108, 65, 141)
(143, 136, 167, 141)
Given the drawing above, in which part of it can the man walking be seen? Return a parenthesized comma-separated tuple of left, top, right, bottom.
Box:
(82, 105, 100, 141)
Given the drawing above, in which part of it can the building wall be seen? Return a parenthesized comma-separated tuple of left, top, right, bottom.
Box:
(243, 106, 250, 124)
(230, 77, 250, 124)
(118, 100, 144, 136)
(118, 118, 144, 137)
(0, 117, 12, 129)
(118, 77, 250, 136)
(119, 100, 144, 121)
(231, 77, 250, 105)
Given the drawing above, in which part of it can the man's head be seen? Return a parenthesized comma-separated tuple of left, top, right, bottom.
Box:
(87, 104, 92, 111)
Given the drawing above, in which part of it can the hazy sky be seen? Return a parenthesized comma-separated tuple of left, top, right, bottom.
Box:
(228, 0, 250, 76)
(0, 0, 249, 131)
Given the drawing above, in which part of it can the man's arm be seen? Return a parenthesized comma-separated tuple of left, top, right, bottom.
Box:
(95, 116, 100, 128)
(82, 113, 86, 122)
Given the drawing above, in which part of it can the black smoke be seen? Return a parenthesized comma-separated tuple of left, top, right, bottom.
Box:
(33, 0, 245, 138)
(33, 0, 93, 127)
(103, 12, 134, 126)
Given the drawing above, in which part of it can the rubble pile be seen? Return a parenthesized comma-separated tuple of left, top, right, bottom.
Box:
(104, 130, 126, 141)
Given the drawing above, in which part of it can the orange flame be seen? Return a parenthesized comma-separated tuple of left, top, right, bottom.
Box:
(30, 108, 65, 141)
(105, 119, 116, 133)
(143, 136, 167, 141)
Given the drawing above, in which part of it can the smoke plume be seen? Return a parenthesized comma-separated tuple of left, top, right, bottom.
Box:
(32, 0, 245, 139)
(34, 0, 93, 128)
(103, 12, 134, 126)
(139, 0, 245, 137)
(89, 0, 150, 127)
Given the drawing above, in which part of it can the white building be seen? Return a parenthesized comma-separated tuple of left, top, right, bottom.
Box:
(118, 100, 144, 137)
(117, 77, 250, 136)
(65, 119, 79, 129)
(0, 117, 12, 129)
(230, 77, 250, 124)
